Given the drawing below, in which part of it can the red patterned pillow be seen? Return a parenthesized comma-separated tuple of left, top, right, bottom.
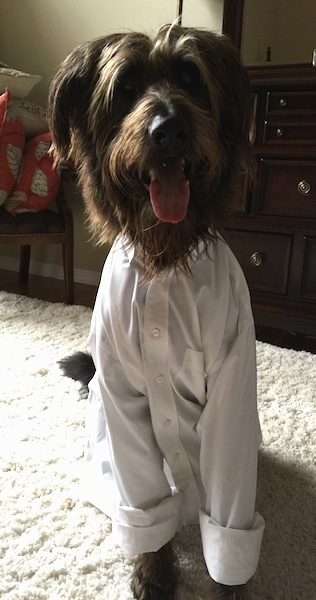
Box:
(0, 89, 25, 206)
(4, 132, 61, 214)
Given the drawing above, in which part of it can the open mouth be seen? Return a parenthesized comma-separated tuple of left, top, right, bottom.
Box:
(143, 157, 190, 223)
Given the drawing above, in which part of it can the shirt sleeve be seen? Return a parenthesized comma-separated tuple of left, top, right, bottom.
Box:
(90, 346, 183, 555)
(197, 323, 265, 584)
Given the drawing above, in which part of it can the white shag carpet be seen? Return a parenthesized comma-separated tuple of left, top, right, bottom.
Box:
(0, 290, 315, 600)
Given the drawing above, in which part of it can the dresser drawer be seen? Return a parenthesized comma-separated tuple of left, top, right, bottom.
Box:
(226, 231, 292, 295)
(263, 122, 316, 144)
(266, 91, 316, 115)
(257, 159, 316, 217)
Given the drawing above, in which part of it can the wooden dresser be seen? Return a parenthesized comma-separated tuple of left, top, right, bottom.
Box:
(225, 64, 316, 336)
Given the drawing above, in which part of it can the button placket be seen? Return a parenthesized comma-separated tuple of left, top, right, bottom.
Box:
(143, 275, 196, 493)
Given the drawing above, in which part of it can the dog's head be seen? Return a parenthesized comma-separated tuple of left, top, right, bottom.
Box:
(48, 24, 254, 274)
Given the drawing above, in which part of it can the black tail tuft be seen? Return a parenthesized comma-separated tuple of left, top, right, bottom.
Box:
(58, 351, 95, 388)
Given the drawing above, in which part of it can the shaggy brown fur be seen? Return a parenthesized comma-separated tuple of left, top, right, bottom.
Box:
(48, 24, 253, 599)
(131, 541, 179, 600)
(47, 24, 254, 278)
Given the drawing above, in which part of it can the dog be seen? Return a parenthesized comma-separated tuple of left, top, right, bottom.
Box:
(48, 24, 265, 600)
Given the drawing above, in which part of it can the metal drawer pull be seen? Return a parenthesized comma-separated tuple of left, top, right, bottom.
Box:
(297, 180, 311, 195)
(279, 98, 287, 107)
(276, 128, 284, 136)
(250, 252, 265, 267)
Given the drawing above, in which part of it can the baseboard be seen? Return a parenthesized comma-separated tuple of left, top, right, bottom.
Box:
(1, 256, 100, 287)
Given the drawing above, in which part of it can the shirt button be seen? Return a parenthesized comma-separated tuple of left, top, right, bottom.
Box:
(152, 328, 160, 337)
(163, 419, 172, 427)
(173, 452, 181, 461)
(156, 375, 164, 383)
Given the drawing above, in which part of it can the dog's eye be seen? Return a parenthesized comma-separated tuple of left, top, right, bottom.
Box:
(123, 79, 137, 92)
(116, 68, 144, 103)
(181, 71, 192, 86)
(176, 62, 201, 94)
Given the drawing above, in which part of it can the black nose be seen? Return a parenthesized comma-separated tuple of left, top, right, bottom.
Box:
(148, 115, 190, 154)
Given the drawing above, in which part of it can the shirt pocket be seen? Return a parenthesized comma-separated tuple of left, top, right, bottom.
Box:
(173, 348, 206, 406)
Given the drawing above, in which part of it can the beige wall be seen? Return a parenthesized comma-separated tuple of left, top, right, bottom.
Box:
(241, 0, 316, 65)
(277, 0, 316, 64)
(0, 0, 224, 282)
(182, 0, 223, 32)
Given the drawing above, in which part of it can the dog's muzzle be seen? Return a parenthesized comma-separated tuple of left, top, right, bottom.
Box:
(147, 115, 191, 223)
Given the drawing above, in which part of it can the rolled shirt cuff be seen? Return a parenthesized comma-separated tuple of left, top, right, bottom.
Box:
(112, 492, 183, 555)
(199, 510, 265, 585)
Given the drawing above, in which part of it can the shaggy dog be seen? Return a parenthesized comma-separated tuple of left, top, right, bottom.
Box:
(48, 24, 265, 600)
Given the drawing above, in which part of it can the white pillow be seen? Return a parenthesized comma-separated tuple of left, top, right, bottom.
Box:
(0, 64, 41, 99)
(14, 98, 48, 139)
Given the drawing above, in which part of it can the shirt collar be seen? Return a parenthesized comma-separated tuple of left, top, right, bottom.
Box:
(120, 233, 215, 269)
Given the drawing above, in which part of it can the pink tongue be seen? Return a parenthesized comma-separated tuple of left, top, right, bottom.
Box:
(149, 158, 190, 223)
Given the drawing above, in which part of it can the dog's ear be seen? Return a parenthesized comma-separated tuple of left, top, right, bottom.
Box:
(215, 35, 253, 144)
(192, 30, 255, 175)
(47, 37, 109, 163)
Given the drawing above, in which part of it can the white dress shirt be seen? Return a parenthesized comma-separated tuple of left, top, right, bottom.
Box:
(82, 234, 265, 586)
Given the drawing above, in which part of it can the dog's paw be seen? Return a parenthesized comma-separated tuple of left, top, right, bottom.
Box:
(131, 579, 175, 600)
(131, 542, 178, 600)
(131, 570, 177, 600)
(212, 583, 250, 600)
